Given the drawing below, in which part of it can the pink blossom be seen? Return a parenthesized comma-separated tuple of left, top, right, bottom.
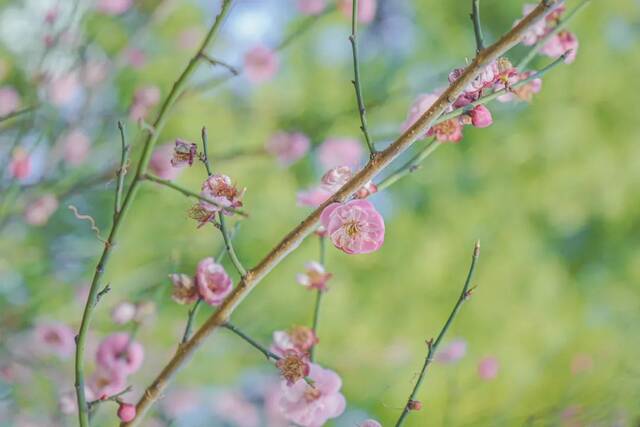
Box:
(199, 173, 245, 216)
(195, 258, 233, 306)
(360, 420, 382, 427)
(266, 132, 310, 166)
(354, 181, 377, 199)
(88, 368, 127, 398)
(296, 262, 332, 291)
(33, 323, 75, 359)
(436, 339, 467, 363)
(244, 45, 279, 84)
(477, 356, 500, 380)
(540, 31, 579, 63)
(169, 273, 199, 304)
(337, 0, 377, 24)
(0, 86, 20, 116)
(95, 333, 144, 375)
(96, 0, 133, 15)
(271, 326, 318, 357)
(111, 302, 136, 325)
(126, 47, 146, 69)
(320, 199, 385, 254)
(321, 166, 353, 193)
(317, 138, 364, 170)
(48, 72, 81, 107)
(150, 144, 181, 180)
(469, 105, 493, 128)
(297, 0, 327, 15)
(279, 363, 346, 427)
(117, 402, 136, 422)
(59, 388, 95, 414)
(212, 392, 260, 427)
(428, 118, 464, 143)
(60, 129, 91, 166)
(277, 351, 311, 385)
(516, 4, 548, 45)
(496, 71, 542, 103)
(24, 194, 58, 226)
(401, 93, 440, 138)
(296, 187, 332, 208)
(170, 139, 197, 167)
(9, 148, 31, 181)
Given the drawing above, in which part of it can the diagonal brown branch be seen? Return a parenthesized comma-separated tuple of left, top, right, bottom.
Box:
(123, 2, 565, 425)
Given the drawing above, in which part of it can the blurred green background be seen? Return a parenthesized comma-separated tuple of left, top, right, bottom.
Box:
(1, 0, 639, 425)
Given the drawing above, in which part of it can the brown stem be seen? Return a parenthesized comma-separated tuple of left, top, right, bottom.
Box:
(123, 2, 564, 425)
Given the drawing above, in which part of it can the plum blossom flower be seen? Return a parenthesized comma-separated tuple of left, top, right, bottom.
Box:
(436, 339, 467, 363)
(320, 199, 385, 254)
(244, 45, 279, 84)
(277, 351, 310, 385)
(540, 31, 579, 63)
(96, 0, 133, 15)
(9, 148, 31, 181)
(429, 118, 464, 142)
(296, 262, 332, 291)
(496, 71, 542, 103)
(266, 132, 310, 166)
(88, 368, 127, 398)
(111, 302, 136, 325)
(321, 166, 353, 193)
(24, 194, 58, 226)
(33, 323, 75, 359)
(297, 0, 327, 15)
(0, 86, 20, 116)
(199, 174, 245, 216)
(516, 4, 548, 45)
(60, 129, 91, 166)
(271, 326, 318, 357)
(317, 138, 364, 170)
(296, 187, 332, 208)
(169, 273, 199, 304)
(360, 420, 382, 427)
(337, 0, 377, 24)
(95, 333, 144, 375)
(117, 402, 136, 422)
(477, 356, 500, 380)
(279, 363, 346, 427)
(149, 144, 181, 181)
(469, 105, 493, 128)
(170, 139, 198, 167)
(195, 258, 233, 306)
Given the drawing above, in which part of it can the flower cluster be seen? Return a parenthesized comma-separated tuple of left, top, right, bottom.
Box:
(189, 173, 245, 226)
(170, 257, 233, 307)
(516, 4, 579, 64)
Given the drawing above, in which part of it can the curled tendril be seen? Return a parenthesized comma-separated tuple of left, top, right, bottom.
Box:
(68, 205, 107, 243)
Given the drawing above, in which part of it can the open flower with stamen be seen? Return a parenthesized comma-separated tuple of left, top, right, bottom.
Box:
(271, 326, 319, 357)
(277, 351, 311, 386)
(199, 174, 245, 216)
(428, 118, 464, 143)
(279, 363, 346, 427)
(169, 273, 199, 304)
(170, 139, 197, 167)
(296, 262, 332, 291)
(195, 258, 233, 306)
(321, 200, 385, 254)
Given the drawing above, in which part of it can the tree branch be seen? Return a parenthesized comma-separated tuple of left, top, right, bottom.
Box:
(309, 235, 326, 362)
(471, 0, 485, 52)
(124, 3, 566, 424)
(394, 241, 481, 427)
(222, 322, 280, 361)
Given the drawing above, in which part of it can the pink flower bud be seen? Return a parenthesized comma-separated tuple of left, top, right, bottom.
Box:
(244, 44, 279, 84)
(24, 194, 58, 226)
(110, 302, 136, 325)
(296, 262, 332, 291)
(321, 166, 353, 193)
(408, 399, 423, 411)
(470, 105, 493, 128)
(436, 339, 467, 363)
(9, 148, 31, 181)
(60, 129, 91, 166)
(477, 356, 500, 380)
(117, 402, 136, 422)
(195, 258, 233, 306)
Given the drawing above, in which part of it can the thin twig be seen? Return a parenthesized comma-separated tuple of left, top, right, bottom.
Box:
(142, 173, 248, 217)
(471, 0, 485, 52)
(377, 139, 441, 191)
(394, 241, 481, 427)
(309, 235, 326, 362)
(200, 126, 213, 176)
(87, 385, 132, 410)
(222, 322, 280, 361)
(127, 3, 567, 424)
(115, 122, 130, 216)
(181, 299, 203, 344)
(74, 2, 236, 425)
(217, 213, 247, 277)
(199, 53, 239, 75)
(0, 105, 39, 125)
(517, 0, 590, 70)
(349, 0, 376, 156)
